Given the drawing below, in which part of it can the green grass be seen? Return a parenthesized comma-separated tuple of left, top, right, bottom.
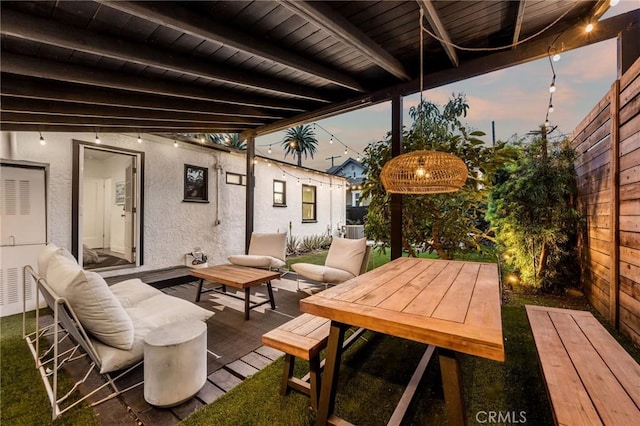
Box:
(0, 312, 98, 425)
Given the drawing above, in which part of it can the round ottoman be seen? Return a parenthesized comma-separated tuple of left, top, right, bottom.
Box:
(143, 320, 207, 407)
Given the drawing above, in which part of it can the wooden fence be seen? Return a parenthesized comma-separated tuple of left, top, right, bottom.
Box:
(571, 56, 640, 344)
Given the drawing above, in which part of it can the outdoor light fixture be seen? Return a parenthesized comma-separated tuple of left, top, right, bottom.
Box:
(548, 104, 554, 113)
(344, 148, 348, 155)
(329, 136, 333, 144)
(380, 9, 467, 195)
(585, 23, 594, 33)
(553, 53, 561, 62)
(39, 132, 46, 145)
(549, 82, 556, 93)
(268, 145, 272, 154)
(137, 133, 142, 144)
(95, 133, 101, 144)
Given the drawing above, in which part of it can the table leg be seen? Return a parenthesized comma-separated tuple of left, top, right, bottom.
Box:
(439, 349, 466, 426)
(266, 281, 276, 309)
(316, 321, 347, 425)
(195, 279, 204, 302)
(244, 288, 251, 320)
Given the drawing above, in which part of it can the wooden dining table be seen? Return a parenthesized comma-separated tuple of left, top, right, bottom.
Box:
(300, 257, 505, 425)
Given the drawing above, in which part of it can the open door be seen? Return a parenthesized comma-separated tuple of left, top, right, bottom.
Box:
(123, 161, 135, 263)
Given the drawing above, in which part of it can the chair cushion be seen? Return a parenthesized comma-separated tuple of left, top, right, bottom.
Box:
(325, 237, 367, 277)
(95, 279, 213, 373)
(291, 263, 355, 284)
(247, 232, 287, 262)
(46, 252, 134, 350)
(37, 244, 77, 279)
(227, 254, 285, 269)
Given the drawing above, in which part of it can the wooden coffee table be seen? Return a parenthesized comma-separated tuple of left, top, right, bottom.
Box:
(190, 264, 280, 320)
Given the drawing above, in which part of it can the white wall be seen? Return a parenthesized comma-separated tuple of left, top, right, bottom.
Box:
(1, 132, 346, 278)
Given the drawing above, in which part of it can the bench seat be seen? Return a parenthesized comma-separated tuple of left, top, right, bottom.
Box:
(262, 313, 330, 409)
(526, 305, 640, 425)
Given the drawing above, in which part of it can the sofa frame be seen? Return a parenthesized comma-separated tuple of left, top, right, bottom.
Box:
(22, 265, 143, 421)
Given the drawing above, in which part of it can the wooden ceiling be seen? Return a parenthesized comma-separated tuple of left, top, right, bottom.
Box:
(1, 1, 637, 137)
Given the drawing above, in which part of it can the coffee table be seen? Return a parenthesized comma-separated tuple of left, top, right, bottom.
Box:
(190, 264, 280, 320)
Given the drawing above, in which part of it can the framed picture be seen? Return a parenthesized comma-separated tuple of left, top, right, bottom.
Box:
(115, 181, 125, 205)
(184, 164, 209, 202)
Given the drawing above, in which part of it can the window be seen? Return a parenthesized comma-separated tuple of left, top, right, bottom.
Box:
(302, 184, 316, 222)
(273, 180, 286, 206)
(226, 172, 246, 186)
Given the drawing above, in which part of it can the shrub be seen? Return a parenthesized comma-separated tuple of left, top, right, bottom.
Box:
(286, 235, 301, 256)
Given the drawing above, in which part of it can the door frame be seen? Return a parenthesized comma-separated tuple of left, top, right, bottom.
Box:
(72, 140, 144, 265)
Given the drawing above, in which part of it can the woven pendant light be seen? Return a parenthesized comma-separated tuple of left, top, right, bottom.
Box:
(381, 150, 467, 194)
(381, 8, 467, 194)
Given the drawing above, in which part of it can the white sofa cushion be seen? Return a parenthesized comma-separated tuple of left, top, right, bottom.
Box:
(37, 243, 77, 279)
(325, 237, 367, 277)
(46, 252, 134, 350)
(227, 254, 285, 269)
(96, 278, 214, 373)
(291, 263, 355, 284)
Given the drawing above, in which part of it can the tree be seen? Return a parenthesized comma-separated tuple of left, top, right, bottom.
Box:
(486, 134, 580, 292)
(281, 125, 318, 166)
(224, 133, 246, 150)
(361, 94, 514, 259)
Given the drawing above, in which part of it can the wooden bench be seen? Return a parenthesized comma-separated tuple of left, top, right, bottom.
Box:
(526, 305, 640, 425)
(262, 313, 364, 410)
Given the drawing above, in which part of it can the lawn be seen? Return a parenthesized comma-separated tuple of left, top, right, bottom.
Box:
(3, 248, 639, 425)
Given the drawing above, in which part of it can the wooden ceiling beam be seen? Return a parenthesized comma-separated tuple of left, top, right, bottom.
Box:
(0, 112, 249, 131)
(0, 97, 266, 126)
(1, 75, 283, 119)
(1, 52, 311, 112)
(255, 9, 638, 136)
(416, 0, 459, 67)
(0, 123, 240, 134)
(0, 9, 330, 103)
(278, 0, 410, 80)
(98, 0, 365, 92)
(512, 0, 527, 48)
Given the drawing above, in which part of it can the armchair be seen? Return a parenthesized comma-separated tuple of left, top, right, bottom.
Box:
(227, 232, 287, 270)
(291, 237, 371, 290)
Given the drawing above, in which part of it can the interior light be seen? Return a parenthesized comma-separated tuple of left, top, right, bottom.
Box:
(585, 23, 594, 33)
(39, 132, 46, 145)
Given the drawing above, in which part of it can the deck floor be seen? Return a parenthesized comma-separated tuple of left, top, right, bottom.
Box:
(59, 274, 319, 425)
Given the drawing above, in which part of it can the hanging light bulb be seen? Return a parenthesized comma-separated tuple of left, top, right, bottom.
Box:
(174, 140, 178, 148)
(610, 0, 620, 6)
(549, 82, 556, 93)
(268, 145, 272, 154)
(585, 23, 594, 33)
(253, 158, 258, 165)
(356, 154, 361, 161)
(545, 120, 550, 127)
(297, 178, 300, 185)
(95, 133, 101, 144)
(282, 171, 286, 179)
(548, 104, 554, 113)
(344, 148, 348, 155)
(329, 136, 333, 144)
(137, 133, 142, 144)
(39, 132, 46, 145)
(267, 160, 271, 167)
(200, 135, 205, 143)
(553, 53, 561, 62)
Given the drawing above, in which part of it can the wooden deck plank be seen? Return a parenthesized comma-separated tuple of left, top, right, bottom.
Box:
(240, 352, 273, 370)
(196, 381, 225, 404)
(255, 345, 284, 360)
(207, 368, 243, 392)
(226, 360, 260, 379)
(526, 307, 603, 425)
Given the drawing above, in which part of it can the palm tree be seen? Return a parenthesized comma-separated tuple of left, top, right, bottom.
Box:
(281, 125, 318, 166)
(224, 134, 246, 150)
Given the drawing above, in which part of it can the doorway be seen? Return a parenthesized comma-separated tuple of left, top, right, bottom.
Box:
(72, 140, 144, 270)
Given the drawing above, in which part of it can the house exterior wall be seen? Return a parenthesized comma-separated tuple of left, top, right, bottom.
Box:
(1, 132, 346, 278)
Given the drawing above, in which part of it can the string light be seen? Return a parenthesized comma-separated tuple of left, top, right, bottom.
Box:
(585, 23, 594, 33)
(95, 133, 101, 144)
(137, 133, 142, 144)
(553, 53, 561, 62)
(610, 0, 620, 6)
(200, 135, 205, 143)
(39, 132, 45, 145)
(329, 136, 333, 144)
(174, 140, 178, 148)
(268, 145, 272, 154)
(548, 104, 554, 113)
(549, 81, 556, 93)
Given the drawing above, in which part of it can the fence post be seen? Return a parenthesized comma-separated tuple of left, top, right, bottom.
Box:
(609, 79, 620, 328)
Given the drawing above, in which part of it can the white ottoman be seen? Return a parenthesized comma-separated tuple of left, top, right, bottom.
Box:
(143, 320, 207, 407)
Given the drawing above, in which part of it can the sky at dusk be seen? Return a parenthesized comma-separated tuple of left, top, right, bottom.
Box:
(255, 0, 638, 172)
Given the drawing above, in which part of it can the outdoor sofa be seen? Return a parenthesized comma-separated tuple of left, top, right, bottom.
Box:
(24, 244, 213, 420)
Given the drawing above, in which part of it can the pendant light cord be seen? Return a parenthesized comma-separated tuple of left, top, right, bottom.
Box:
(419, 8, 425, 148)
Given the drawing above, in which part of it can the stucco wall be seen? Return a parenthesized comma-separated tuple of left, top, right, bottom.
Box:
(1, 131, 346, 278)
